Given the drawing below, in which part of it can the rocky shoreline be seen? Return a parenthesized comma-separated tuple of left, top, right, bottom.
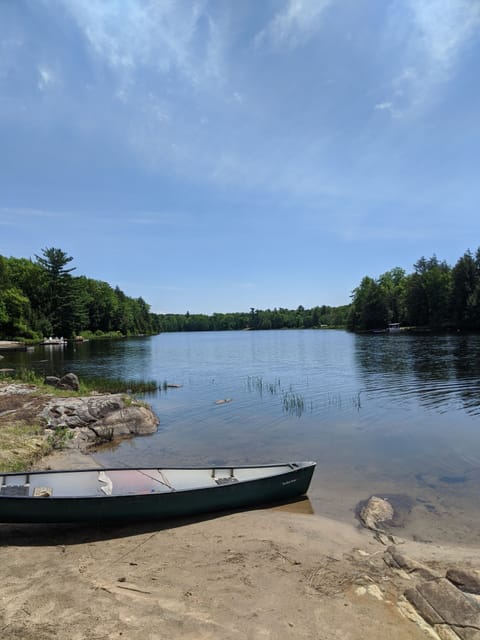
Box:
(0, 377, 158, 470)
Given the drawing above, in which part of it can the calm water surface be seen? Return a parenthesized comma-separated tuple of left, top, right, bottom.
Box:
(6, 330, 480, 542)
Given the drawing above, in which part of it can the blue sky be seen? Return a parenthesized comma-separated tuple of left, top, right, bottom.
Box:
(1, 0, 479, 314)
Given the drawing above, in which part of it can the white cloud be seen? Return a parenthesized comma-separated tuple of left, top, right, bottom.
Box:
(37, 65, 56, 91)
(255, 0, 332, 49)
(374, 101, 393, 111)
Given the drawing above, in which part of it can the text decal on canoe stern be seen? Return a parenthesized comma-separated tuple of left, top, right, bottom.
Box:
(282, 479, 297, 486)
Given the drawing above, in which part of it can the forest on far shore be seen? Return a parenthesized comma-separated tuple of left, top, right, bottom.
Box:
(2, 246, 480, 340)
(0, 247, 348, 340)
(347, 248, 480, 332)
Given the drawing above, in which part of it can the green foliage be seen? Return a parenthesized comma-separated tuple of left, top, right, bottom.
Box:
(0, 248, 161, 340)
(404, 256, 452, 328)
(156, 304, 350, 333)
(47, 426, 74, 450)
(450, 249, 480, 329)
(348, 248, 480, 332)
(348, 276, 388, 331)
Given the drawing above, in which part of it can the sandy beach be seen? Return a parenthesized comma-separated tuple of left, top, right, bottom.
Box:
(0, 450, 478, 639)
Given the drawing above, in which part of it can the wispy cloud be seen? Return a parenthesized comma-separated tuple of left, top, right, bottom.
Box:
(125, 211, 197, 227)
(380, 0, 480, 117)
(410, 0, 480, 68)
(63, 0, 224, 88)
(255, 0, 332, 49)
(0, 207, 64, 223)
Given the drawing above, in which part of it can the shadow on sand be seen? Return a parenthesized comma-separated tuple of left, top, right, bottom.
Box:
(0, 496, 313, 547)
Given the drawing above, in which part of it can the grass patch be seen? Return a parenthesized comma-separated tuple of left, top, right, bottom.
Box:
(0, 422, 52, 472)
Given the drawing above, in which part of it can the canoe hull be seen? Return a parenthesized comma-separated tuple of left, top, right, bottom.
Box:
(0, 463, 315, 523)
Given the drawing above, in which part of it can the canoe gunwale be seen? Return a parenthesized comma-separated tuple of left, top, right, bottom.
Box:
(0, 462, 316, 501)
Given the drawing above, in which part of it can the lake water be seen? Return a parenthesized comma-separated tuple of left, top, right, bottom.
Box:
(5, 330, 480, 544)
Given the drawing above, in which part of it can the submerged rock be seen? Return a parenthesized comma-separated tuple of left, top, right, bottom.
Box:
(358, 496, 394, 532)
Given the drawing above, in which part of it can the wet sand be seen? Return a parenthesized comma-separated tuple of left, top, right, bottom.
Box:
(1, 450, 479, 639)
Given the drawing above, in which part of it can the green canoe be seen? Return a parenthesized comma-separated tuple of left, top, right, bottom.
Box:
(0, 461, 316, 523)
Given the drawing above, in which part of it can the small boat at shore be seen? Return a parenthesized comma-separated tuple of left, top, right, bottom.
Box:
(387, 323, 401, 333)
(0, 462, 316, 523)
(41, 337, 67, 346)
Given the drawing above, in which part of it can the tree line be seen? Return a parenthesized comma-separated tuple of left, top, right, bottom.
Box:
(157, 305, 350, 333)
(0, 247, 350, 340)
(348, 248, 480, 331)
(5, 245, 478, 340)
(0, 248, 161, 339)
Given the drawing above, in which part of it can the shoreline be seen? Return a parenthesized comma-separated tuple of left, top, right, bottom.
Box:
(0, 448, 476, 638)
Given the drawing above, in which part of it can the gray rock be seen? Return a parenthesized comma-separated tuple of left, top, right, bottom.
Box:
(359, 496, 394, 531)
(447, 568, 480, 595)
(405, 578, 480, 640)
(44, 376, 61, 387)
(57, 373, 80, 391)
(384, 547, 440, 580)
(40, 394, 159, 449)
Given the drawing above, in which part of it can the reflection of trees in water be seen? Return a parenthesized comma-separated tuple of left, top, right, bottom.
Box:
(354, 334, 480, 415)
(4, 338, 154, 381)
(452, 337, 480, 414)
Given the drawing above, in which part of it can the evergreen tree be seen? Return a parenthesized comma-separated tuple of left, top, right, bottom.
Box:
(348, 276, 388, 331)
(34, 247, 84, 337)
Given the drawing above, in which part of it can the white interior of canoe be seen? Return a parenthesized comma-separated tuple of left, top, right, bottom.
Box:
(0, 464, 306, 498)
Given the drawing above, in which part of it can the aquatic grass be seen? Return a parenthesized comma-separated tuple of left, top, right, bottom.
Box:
(0, 368, 157, 395)
(246, 376, 306, 416)
(246, 376, 281, 397)
(245, 375, 363, 417)
(321, 391, 363, 412)
(282, 390, 305, 417)
(79, 377, 158, 394)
